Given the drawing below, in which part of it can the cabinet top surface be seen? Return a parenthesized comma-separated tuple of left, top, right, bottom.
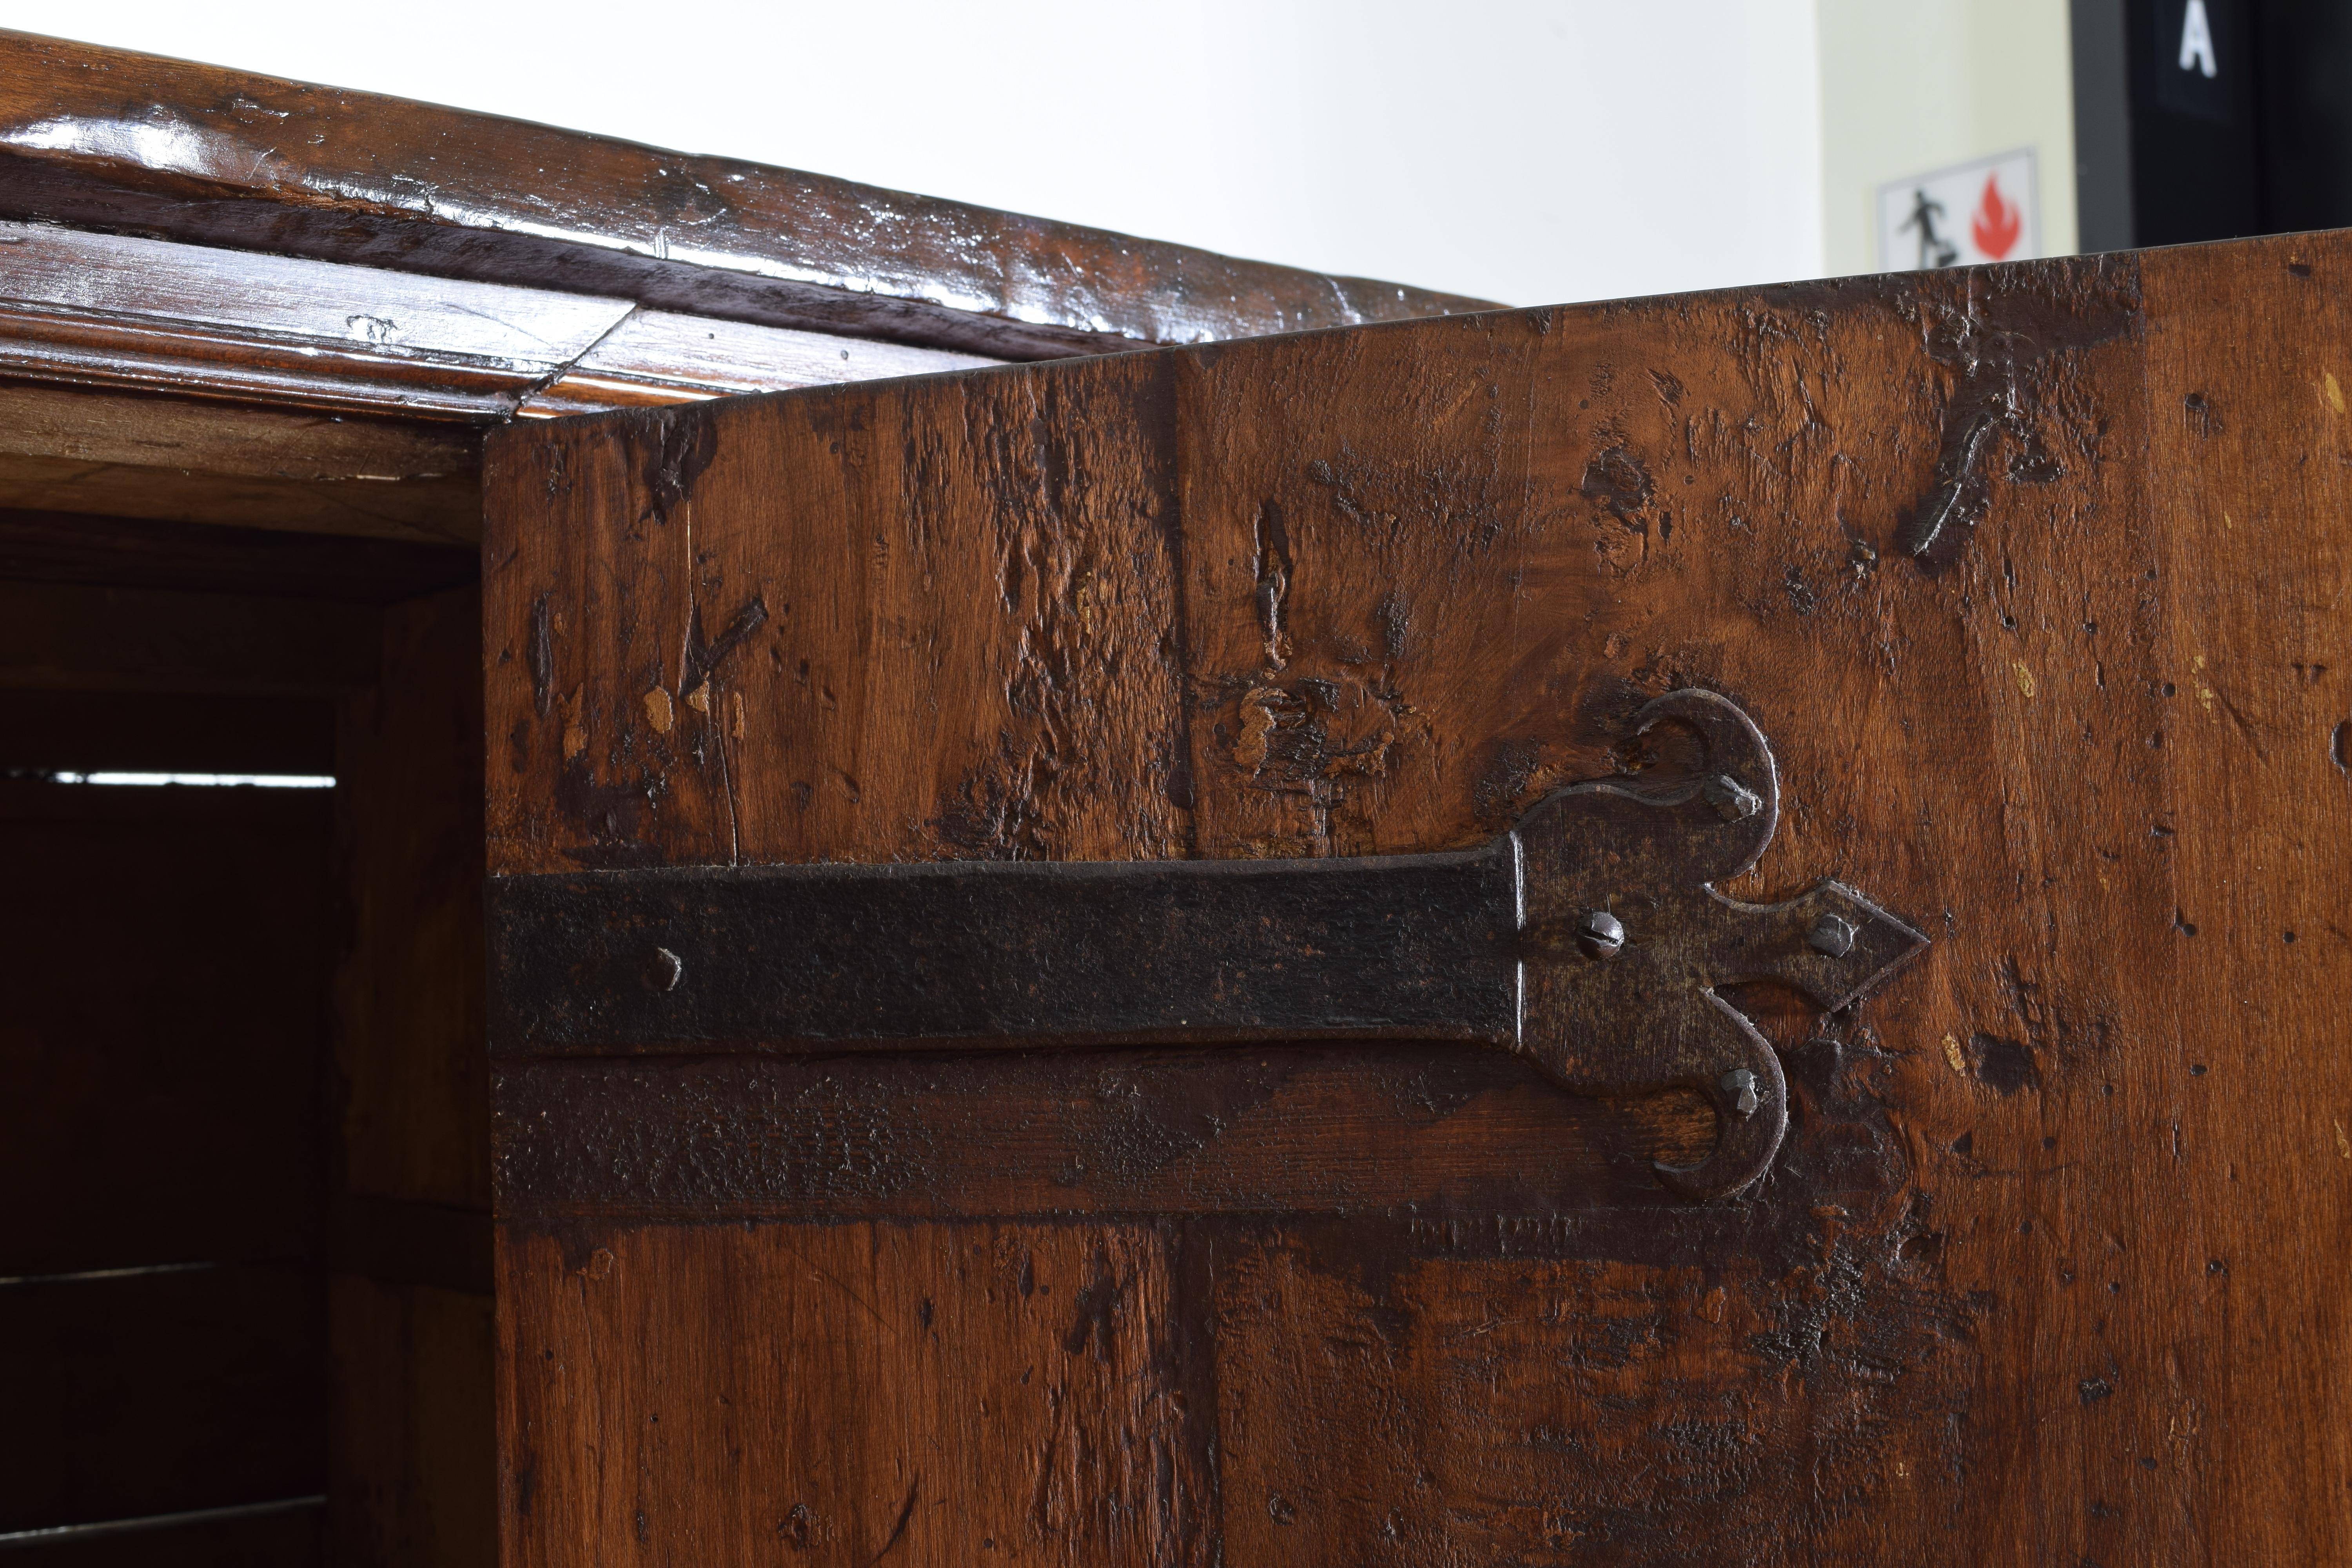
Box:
(0, 29, 1494, 359)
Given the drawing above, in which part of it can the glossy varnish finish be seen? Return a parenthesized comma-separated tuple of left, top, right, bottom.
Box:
(0, 222, 999, 425)
(0, 226, 998, 546)
(487, 232, 2352, 1562)
(0, 25, 1484, 555)
(0, 29, 1501, 1565)
(0, 30, 1483, 564)
(0, 29, 1492, 362)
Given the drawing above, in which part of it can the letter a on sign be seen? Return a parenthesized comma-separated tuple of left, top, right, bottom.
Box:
(2180, 0, 2218, 77)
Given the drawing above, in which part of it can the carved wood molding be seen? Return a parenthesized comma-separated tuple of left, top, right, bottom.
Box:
(0, 221, 1006, 541)
(0, 29, 1496, 362)
(0, 221, 998, 423)
(0, 30, 1492, 550)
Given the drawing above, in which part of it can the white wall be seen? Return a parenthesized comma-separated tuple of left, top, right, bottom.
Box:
(1817, 0, 2078, 274)
(0, 0, 1828, 309)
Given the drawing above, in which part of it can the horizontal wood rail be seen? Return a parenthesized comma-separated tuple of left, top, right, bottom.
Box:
(0, 28, 1495, 362)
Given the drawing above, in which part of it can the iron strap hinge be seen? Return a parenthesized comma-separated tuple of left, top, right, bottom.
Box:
(488, 690, 1928, 1200)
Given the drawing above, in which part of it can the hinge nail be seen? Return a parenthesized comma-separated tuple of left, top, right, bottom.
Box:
(1807, 913, 1857, 958)
(1576, 909, 1626, 960)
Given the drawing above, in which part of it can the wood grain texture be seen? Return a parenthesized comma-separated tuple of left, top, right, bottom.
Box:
(0, 30, 1492, 362)
(484, 234, 2352, 1561)
(483, 373, 1195, 873)
(0, 220, 630, 420)
(514, 310, 997, 418)
(0, 383, 483, 545)
(2130, 233, 2352, 1564)
(328, 1275, 493, 1568)
(0, 225, 1003, 446)
(334, 586, 489, 1210)
(497, 1222, 1206, 1568)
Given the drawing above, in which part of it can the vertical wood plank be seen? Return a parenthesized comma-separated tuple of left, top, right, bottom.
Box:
(328, 1276, 494, 1568)
(484, 238, 2352, 1563)
(496, 1222, 1205, 1567)
(331, 583, 494, 1568)
(484, 373, 1207, 1566)
(335, 584, 488, 1210)
(2135, 234, 2352, 1562)
(483, 366, 1191, 876)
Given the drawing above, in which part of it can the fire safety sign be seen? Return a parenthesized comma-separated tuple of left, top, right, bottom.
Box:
(1875, 149, 2040, 272)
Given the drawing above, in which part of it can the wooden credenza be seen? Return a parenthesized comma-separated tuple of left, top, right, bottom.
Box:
(5, 25, 2349, 1568)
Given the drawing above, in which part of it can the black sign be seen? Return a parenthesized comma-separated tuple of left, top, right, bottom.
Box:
(2153, 0, 2236, 122)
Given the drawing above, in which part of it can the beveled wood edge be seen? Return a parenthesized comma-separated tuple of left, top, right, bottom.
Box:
(0, 29, 1500, 362)
(516, 310, 999, 419)
(0, 221, 1003, 426)
(0, 222, 1013, 546)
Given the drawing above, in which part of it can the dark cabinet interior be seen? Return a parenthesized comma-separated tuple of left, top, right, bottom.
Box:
(0, 514, 488, 1564)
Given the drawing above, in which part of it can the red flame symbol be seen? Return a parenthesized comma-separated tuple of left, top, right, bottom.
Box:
(1971, 173, 2022, 260)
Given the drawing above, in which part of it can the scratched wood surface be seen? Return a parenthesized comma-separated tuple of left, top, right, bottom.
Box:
(484, 232, 2352, 1563)
(0, 29, 1490, 363)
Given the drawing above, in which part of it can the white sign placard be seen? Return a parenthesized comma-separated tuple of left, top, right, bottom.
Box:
(1875, 149, 2040, 272)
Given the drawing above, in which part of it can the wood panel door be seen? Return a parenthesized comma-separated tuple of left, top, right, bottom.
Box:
(481, 232, 2352, 1565)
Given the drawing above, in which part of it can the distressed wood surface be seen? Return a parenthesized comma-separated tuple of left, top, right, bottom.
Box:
(0, 30, 1491, 363)
(0, 220, 631, 419)
(484, 233, 2352, 1562)
(514, 310, 996, 418)
(498, 1222, 1205, 1568)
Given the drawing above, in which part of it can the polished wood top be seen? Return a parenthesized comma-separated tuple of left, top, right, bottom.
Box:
(0, 29, 1496, 360)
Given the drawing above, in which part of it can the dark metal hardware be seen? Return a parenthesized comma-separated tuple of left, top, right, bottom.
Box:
(1807, 913, 1858, 957)
(1576, 909, 1628, 960)
(488, 690, 1927, 1201)
(1720, 1068, 1762, 1118)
